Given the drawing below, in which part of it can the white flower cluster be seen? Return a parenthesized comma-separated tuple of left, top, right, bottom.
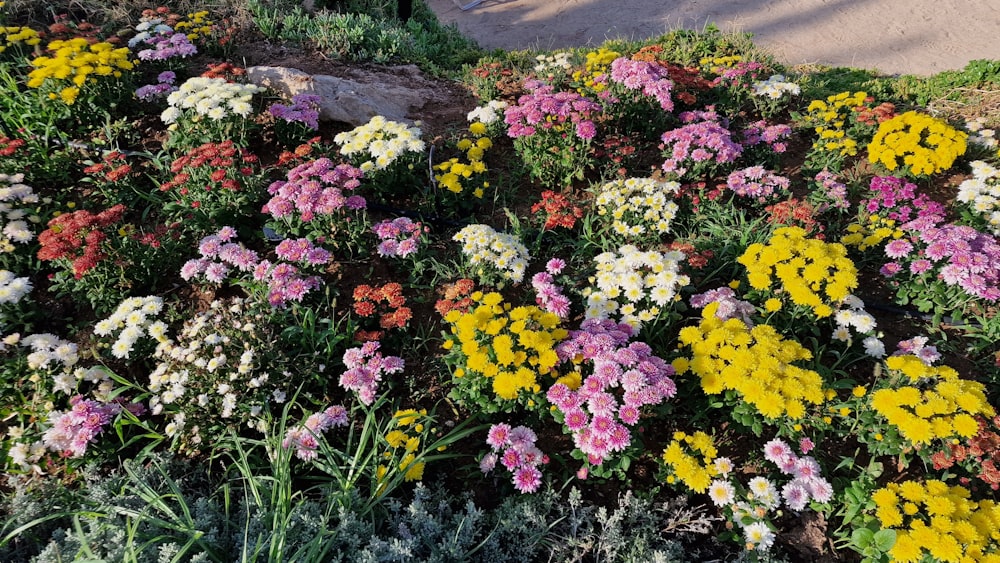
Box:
(94, 296, 168, 359)
(0, 269, 31, 305)
(19, 332, 78, 370)
(453, 224, 530, 283)
(6, 434, 46, 472)
(593, 177, 682, 239)
(830, 294, 884, 357)
(751, 74, 801, 100)
(147, 299, 266, 446)
(965, 117, 998, 149)
(584, 245, 690, 331)
(3, 332, 111, 399)
(533, 51, 573, 74)
(127, 18, 174, 47)
(333, 115, 425, 173)
(957, 160, 1000, 236)
(467, 99, 508, 125)
(161, 76, 263, 124)
(0, 173, 39, 254)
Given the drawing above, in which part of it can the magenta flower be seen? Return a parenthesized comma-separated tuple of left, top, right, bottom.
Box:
(282, 404, 348, 461)
(486, 423, 512, 449)
(338, 341, 404, 405)
(513, 465, 542, 493)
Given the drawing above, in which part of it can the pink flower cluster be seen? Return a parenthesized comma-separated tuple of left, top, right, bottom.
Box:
(262, 158, 365, 222)
(689, 287, 755, 325)
(607, 57, 674, 111)
(547, 318, 677, 466)
(741, 120, 791, 153)
(282, 405, 349, 461)
(762, 438, 834, 511)
(372, 217, 424, 258)
(885, 214, 1000, 300)
(480, 423, 547, 493)
(180, 227, 331, 307)
(268, 93, 322, 131)
(726, 166, 790, 201)
(660, 111, 742, 177)
(531, 258, 571, 319)
(42, 396, 122, 458)
(814, 170, 850, 210)
(865, 176, 945, 222)
(894, 335, 941, 365)
(504, 80, 603, 140)
(713, 61, 767, 86)
(339, 341, 405, 405)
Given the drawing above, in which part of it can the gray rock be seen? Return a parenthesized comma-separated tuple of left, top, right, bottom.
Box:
(246, 65, 436, 126)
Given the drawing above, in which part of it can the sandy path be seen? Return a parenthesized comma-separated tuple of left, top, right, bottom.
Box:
(425, 0, 1000, 76)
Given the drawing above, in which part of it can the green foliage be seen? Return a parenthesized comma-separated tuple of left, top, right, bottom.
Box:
(264, 1, 481, 74)
(795, 66, 897, 107)
(893, 59, 1000, 106)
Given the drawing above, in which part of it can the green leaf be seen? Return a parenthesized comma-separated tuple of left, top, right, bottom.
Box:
(851, 527, 874, 549)
(873, 529, 896, 552)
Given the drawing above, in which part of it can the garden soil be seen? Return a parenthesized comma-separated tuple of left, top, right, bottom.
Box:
(424, 0, 1000, 77)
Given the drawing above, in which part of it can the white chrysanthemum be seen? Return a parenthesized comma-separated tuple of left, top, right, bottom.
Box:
(863, 336, 885, 358)
(708, 479, 735, 507)
(453, 224, 531, 283)
(160, 106, 182, 124)
(743, 521, 775, 551)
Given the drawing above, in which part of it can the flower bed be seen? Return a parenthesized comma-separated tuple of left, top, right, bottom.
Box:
(1, 4, 999, 562)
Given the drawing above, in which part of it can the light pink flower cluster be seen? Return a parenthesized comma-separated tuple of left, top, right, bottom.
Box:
(262, 158, 365, 222)
(893, 335, 941, 365)
(480, 423, 547, 493)
(181, 227, 332, 308)
(547, 318, 677, 466)
(282, 405, 349, 461)
(814, 170, 850, 210)
(660, 110, 742, 177)
(607, 57, 674, 111)
(339, 341, 405, 405)
(762, 438, 833, 511)
(503, 80, 603, 140)
(741, 120, 792, 154)
(726, 166, 790, 201)
(531, 258, 571, 319)
(689, 287, 756, 326)
(372, 217, 424, 258)
(42, 396, 121, 458)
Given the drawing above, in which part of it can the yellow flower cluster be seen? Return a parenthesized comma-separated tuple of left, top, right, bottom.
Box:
(572, 47, 620, 93)
(739, 226, 858, 318)
(434, 122, 492, 198)
(380, 408, 429, 484)
(872, 479, 1000, 563)
(661, 431, 718, 493)
(804, 91, 869, 156)
(173, 11, 214, 42)
(841, 214, 904, 251)
(443, 291, 567, 402)
(699, 55, 743, 76)
(868, 111, 968, 176)
(677, 302, 826, 420)
(870, 355, 995, 446)
(1, 26, 41, 54)
(27, 38, 135, 105)
(593, 176, 682, 240)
